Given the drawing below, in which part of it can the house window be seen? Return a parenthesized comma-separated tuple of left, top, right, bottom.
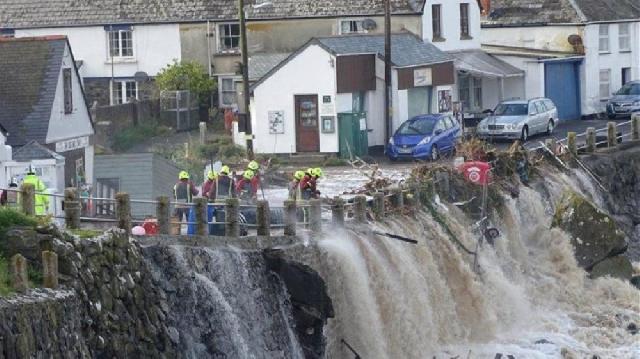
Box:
(460, 3, 470, 38)
(599, 69, 610, 99)
(107, 29, 133, 58)
(598, 24, 609, 53)
(622, 67, 631, 85)
(218, 23, 240, 52)
(459, 75, 482, 111)
(619, 23, 630, 52)
(63, 68, 73, 114)
(432, 5, 443, 40)
(111, 80, 138, 105)
(340, 20, 367, 34)
(473, 77, 482, 109)
(458, 76, 470, 110)
(219, 77, 237, 107)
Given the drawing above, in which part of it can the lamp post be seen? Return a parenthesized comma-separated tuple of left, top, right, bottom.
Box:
(238, 0, 253, 159)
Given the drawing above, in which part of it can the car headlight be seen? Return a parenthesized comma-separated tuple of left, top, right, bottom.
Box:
(389, 137, 394, 145)
(506, 123, 517, 130)
(417, 136, 431, 146)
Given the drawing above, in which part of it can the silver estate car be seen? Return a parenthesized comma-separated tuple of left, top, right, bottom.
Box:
(606, 80, 640, 119)
(476, 98, 558, 142)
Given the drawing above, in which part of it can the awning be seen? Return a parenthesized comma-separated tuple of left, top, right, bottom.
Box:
(448, 49, 524, 78)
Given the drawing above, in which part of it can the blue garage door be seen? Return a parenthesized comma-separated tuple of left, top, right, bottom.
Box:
(544, 60, 581, 121)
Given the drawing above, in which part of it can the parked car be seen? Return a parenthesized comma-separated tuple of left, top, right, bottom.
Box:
(476, 98, 558, 142)
(386, 114, 461, 161)
(606, 80, 640, 119)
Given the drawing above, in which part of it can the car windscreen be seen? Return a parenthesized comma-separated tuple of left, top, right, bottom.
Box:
(493, 103, 528, 116)
(615, 84, 640, 95)
(396, 118, 436, 135)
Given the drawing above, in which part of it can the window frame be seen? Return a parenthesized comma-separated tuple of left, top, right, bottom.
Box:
(63, 68, 73, 114)
(219, 76, 239, 108)
(107, 29, 134, 58)
(217, 22, 241, 53)
(460, 3, 471, 39)
(618, 23, 631, 52)
(598, 24, 610, 53)
(432, 4, 443, 41)
(599, 69, 611, 99)
(110, 80, 139, 105)
(339, 19, 368, 35)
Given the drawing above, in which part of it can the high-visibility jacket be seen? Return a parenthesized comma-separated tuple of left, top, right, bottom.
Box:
(216, 175, 235, 202)
(236, 177, 258, 203)
(173, 180, 198, 204)
(23, 174, 49, 215)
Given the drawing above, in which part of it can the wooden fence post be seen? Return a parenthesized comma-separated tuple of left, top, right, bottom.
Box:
(331, 197, 345, 228)
(20, 183, 35, 216)
(64, 187, 80, 229)
(586, 127, 596, 152)
(115, 192, 131, 234)
(607, 121, 617, 147)
(373, 192, 385, 221)
(309, 199, 322, 234)
(632, 115, 639, 140)
(567, 132, 577, 156)
(353, 195, 367, 223)
(225, 198, 240, 237)
(42, 251, 58, 289)
(156, 196, 170, 235)
(392, 189, 404, 209)
(194, 198, 208, 236)
(10, 254, 28, 293)
(256, 200, 270, 236)
(283, 200, 297, 236)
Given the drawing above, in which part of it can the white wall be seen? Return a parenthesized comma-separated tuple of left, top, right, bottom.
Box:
(422, 0, 481, 51)
(252, 44, 338, 154)
(482, 25, 582, 52)
(16, 24, 182, 78)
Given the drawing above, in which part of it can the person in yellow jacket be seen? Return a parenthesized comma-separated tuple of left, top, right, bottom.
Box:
(22, 165, 49, 215)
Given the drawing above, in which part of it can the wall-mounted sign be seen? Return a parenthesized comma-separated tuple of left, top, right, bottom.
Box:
(56, 136, 89, 153)
(414, 68, 432, 87)
(320, 95, 334, 115)
(438, 89, 452, 113)
(268, 111, 285, 134)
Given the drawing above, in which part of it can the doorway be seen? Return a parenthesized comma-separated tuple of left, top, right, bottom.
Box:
(295, 95, 320, 152)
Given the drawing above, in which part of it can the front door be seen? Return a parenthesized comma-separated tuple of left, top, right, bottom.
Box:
(295, 95, 320, 152)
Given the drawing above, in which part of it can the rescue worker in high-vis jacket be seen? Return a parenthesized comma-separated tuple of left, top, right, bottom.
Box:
(23, 166, 49, 215)
(173, 171, 198, 221)
(236, 169, 259, 204)
(288, 171, 305, 201)
(246, 160, 261, 189)
(215, 165, 235, 202)
(202, 170, 218, 202)
(300, 167, 323, 200)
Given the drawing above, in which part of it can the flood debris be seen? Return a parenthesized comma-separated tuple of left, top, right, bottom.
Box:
(340, 338, 362, 359)
(372, 230, 418, 244)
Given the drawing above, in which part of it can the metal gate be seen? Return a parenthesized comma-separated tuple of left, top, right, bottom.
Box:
(544, 59, 582, 121)
(160, 90, 199, 131)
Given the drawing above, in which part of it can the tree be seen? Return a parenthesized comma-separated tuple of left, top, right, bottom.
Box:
(155, 60, 215, 106)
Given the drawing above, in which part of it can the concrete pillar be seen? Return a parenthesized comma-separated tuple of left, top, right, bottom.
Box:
(586, 127, 596, 152)
(115, 192, 131, 234)
(331, 196, 345, 228)
(256, 200, 270, 236)
(567, 132, 577, 156)
(225, 198, 240, 237)
(373, 192, 385, 221)
(353, 195, 367, 223)
(199, 122, 207, 144)
(156, 196, 170, 235)
(632, 115, 639, 140)
(607, 121, 617, 147)
(10, 254, 28, 293)
(64, 187, 80, 229)
(194, 198, 208, 236)
(309, 199, 322, 234)
(20, 183, 35, 216)
(284, 200, 296, 236)
(42, 251, 58, 289)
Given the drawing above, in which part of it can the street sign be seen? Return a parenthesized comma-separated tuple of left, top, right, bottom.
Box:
(55, 136, 89, 153)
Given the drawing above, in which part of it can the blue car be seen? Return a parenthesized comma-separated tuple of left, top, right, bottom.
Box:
(386, 114, 461, 161)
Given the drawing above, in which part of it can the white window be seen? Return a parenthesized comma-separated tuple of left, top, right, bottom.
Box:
(219, 77, 237, 107)
(619, 23, 630, 52)
(111, 80, 138, 105)
(598, 24, 609, 53)
(458, 75, 482, 111)
(473, 77, 482, 109)
(107, 29, 133, 58)
(340, 20, 367, 34)
(599, 69, 610, 99)
(218, 23, 240, 52)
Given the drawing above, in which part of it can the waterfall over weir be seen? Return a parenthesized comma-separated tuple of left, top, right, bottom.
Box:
(138, 166, 638, 358)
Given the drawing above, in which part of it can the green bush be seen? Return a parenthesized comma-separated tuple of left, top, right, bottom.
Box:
(112, 123, 169, 152)
(0, 208, 37, 237)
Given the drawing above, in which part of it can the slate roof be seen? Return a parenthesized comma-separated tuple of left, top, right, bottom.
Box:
(0, 0, 425, 29)
(317, 33, 453, 67)
(0, 36, 66, 147)
(484, 0, 640, 25)
(448, 49, 524, 78)
(249, 53, 289, 81)
(12, 140, 65, 161)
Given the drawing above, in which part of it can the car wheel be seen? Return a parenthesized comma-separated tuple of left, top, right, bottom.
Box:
(546, 120, 554, 135)
(431, 146, 439, 161)
(520, 126, 529, 142)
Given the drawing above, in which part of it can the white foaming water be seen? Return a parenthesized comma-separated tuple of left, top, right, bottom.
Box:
(316, 167, 640, 358)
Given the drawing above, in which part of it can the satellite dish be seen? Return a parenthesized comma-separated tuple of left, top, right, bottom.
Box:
(134, 71, 149, 82)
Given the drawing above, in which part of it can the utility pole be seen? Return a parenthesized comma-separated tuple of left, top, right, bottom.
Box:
(238, 0, 254, 159)
(384, 0, 392, 143)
